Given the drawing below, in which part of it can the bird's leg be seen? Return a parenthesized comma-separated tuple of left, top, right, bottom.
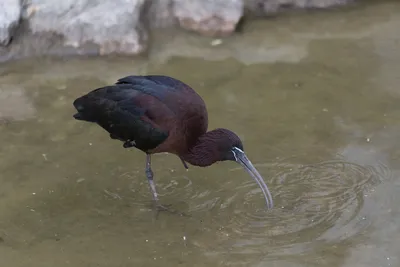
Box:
(145, 154, 159, 202)
(179, 156, 189, 170)
(145, 154, 190, 218)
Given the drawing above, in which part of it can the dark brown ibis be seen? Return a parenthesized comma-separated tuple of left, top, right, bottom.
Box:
(73, 75, 273, 212)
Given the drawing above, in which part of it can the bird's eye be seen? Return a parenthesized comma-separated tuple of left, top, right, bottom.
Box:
(232, 146, 244, 153)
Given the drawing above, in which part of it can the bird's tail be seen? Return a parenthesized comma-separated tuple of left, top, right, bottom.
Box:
(73, 112, 84, 120)
(72, 95, 100, 123)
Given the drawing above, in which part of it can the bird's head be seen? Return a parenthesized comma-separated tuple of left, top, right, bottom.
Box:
(189, 128, 274, 209)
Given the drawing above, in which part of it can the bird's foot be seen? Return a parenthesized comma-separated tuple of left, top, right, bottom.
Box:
(123, 140, 136, 148)
(153, 202, 190, 219)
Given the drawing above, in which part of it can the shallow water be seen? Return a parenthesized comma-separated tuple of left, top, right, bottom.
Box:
(1, 1, 400, 267)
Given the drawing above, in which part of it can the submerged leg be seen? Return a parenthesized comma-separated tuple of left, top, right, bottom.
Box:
(145, 154, 189, 218)
(145, 154, 159, 201)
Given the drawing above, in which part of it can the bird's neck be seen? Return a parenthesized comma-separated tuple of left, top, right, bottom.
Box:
(181, 131, 220, 167)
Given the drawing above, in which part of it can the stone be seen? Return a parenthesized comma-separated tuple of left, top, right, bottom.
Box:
(0, 0, 358, 62)
(25, 0, 148, 55)
(0, 0, 21, 46)
(146, 0, 176, 28)
(173, 0, 243, 37)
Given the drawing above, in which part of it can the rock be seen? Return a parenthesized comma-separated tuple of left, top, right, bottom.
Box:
(146, 0, 176, 28)
(173, 0, 243, 37)
(244, 0, 353, 16)
(0, 0, 358, 62)
(25, 0, 148, 55)
(0, 0, 21, 46)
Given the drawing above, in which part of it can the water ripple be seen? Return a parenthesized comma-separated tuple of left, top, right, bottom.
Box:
(198, 158, 388, 258)
(121, 157, 388, 259)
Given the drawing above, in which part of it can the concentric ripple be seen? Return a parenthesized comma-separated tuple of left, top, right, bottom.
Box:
(121, 157, 389, 260)
(195, 158, 390, 259)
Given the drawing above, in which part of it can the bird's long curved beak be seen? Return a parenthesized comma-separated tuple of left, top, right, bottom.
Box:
(232, 147, 274, 209)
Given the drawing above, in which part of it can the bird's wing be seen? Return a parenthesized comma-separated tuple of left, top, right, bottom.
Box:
(116, 75, 191, 93)
(116, 75, 194, 115)
(73, 83, 171, 152)
(115, 75, 208, 149)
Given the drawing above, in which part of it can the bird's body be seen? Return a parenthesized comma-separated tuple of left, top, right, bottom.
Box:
(73, 75, 273, 213)
(74, 75, 207, 157)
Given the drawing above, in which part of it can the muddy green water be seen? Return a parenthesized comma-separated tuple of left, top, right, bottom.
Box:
(1, 2, 400, 267)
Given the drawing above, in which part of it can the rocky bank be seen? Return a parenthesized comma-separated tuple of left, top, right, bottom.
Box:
(0, 0, 354, 61)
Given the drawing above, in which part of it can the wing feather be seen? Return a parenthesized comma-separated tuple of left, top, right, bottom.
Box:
(73, 84, 169, 151)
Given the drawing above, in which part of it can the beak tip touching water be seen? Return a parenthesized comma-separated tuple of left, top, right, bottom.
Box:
(232, 148, 274, 209)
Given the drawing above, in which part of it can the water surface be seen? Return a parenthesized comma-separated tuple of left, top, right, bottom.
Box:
(1, 2, 400, 267)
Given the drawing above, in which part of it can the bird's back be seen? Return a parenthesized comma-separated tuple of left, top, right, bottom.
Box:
(73, 75, 208, 154)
